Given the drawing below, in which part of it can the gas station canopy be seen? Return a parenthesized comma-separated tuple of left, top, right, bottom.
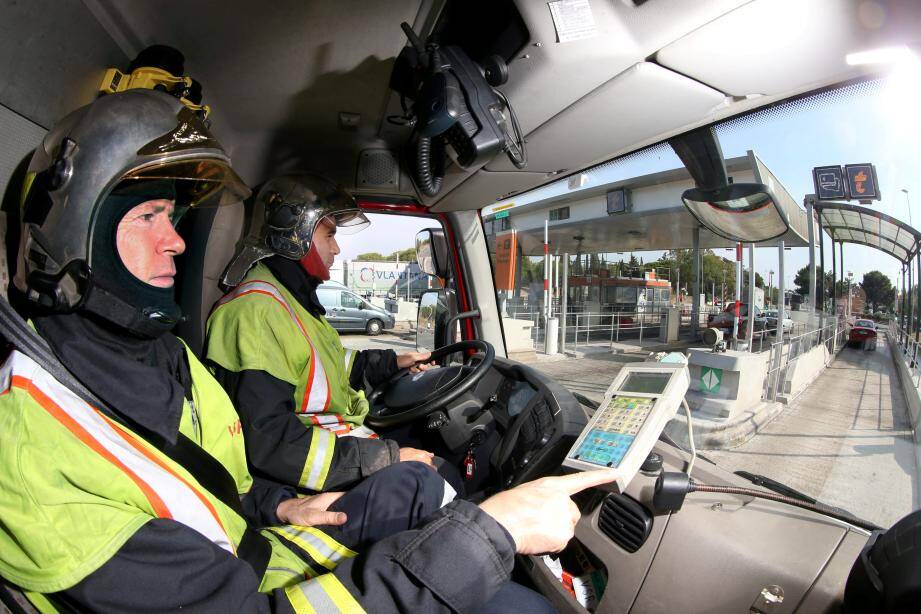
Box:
(815, 202, 921, 264)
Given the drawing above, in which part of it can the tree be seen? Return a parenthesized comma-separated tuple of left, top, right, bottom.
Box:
(794, 266, 815, 297)
(355, 252, 386, 261)
(354, 248, 417, 262)
(861, 271, 895, 312)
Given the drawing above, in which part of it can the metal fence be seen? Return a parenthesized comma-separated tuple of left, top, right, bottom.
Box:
(892, 322, 921, 388)
(762, 316, 847, 401)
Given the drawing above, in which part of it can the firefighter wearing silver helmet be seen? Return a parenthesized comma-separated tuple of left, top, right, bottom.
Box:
(16, 89, 250, 337)
(209, 173, 448, 496)
(222, 173, 370, 288)
(0, 88, 606, 614)
(0, 89, 467, 611)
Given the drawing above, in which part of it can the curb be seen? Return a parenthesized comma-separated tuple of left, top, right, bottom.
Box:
(663, 400, 785, 450)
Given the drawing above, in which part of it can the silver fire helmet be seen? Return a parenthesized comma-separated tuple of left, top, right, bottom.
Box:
(221, 173, 369, 287)
(15, 89, 250, 335)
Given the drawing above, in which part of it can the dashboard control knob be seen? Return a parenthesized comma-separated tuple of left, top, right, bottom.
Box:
(641, 452, 663, 474)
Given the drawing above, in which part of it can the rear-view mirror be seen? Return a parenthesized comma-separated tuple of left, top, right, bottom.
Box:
(681, 183, 789, 242)
(416, 228, 449, 278)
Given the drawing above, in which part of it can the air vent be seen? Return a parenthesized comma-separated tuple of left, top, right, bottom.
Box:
(597, 493, 652, 553)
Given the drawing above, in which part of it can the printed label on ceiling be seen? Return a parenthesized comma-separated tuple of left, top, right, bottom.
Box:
(548, 0, 597, 43)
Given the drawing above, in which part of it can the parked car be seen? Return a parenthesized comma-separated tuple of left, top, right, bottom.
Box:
(708, 303, 765, 337)
(849, 318, 877, 350)
(763, 309, 794, 334)
(316, 283, 396, 335)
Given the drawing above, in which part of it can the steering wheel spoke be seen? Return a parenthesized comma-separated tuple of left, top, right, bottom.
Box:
(365, 340, 495, 428)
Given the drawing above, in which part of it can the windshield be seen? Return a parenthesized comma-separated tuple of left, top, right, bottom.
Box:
(855, 319, 875, 328)
(482, 73, 920, 529)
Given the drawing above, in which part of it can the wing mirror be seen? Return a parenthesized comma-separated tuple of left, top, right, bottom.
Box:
(415, 228, 449, 278)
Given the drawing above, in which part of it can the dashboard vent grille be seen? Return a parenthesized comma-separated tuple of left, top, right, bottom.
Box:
(598, 493, 652, 553)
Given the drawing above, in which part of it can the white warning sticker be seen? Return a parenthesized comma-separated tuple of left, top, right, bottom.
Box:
(548, 0, 597, 43)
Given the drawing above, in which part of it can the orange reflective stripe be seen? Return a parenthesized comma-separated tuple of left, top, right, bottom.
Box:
(217, 280, 331, 415)
(100, 414, 231, 551)
(10, 375, 171, 519)
(309, 414, 345, 426)
(5, 352, 235, 554)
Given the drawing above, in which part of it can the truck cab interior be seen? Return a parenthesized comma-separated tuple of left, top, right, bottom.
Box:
(2, 1, 921, 612)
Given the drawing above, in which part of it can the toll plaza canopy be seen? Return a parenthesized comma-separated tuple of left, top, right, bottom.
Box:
(815, 201, 921, 264)
(482, 150, 811, 256)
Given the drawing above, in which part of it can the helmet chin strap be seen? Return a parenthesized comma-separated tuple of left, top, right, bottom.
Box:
(300, 243, 330, 281)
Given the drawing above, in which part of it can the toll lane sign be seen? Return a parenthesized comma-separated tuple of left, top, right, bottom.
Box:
(813, 166, 846, 200)
(700, 367, 722, 393)
(813, 163, 881, 203)
(844, 163, 881, 202)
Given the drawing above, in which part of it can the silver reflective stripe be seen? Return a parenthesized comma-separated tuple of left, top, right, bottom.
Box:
(343, 349, 354, 372)
(4, 351, 234, 553)
(294, 580, 339, 613)
(276, 525, 349, 566)
(304, 429, 333, 490)
(440, 479, 457, 507)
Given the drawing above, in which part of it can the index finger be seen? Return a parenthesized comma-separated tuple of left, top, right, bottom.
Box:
(547, 469, 620, 496)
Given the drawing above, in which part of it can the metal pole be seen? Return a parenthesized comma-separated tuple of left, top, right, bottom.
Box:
(554, 255, 560, 313)
(806, 196, 817, 314)
(902, 265, 908, 342)
(561, 254, 569, 352)
(912, 252, 921, 339)
(543, 220, 549, 323)
(819, 222, 826, 313)
(908, 265, 912, 337)
(831, 239, 837, 314)
(692, 226, 701, 338)
(747, 244, 756, 351)
(733, 242, 742, 348)
(777, 241, 785, 345)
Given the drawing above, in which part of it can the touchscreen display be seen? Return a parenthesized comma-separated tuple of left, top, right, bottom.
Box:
(619, 372, 671, 394)
(570, 395, 656, 468)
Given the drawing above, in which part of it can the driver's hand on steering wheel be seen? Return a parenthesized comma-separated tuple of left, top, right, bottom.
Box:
(396, 351, 436, 373)
(398, 446, 436, 467)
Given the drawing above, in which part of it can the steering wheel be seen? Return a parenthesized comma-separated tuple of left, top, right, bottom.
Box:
(365, 340, 495, 428)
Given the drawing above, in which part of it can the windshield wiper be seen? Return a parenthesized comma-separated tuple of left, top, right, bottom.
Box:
(733, 470, 816, 503)
(732, 471, 880, 529)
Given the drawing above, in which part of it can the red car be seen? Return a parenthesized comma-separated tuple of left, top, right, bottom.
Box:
(848, 318, 877, 350)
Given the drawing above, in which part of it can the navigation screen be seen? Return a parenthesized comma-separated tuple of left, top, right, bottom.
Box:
(619, 372, 671, 394)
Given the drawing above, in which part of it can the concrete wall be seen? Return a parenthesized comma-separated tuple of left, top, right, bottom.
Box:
(886, 331, 921, 502)
(781, 342, 833, 402)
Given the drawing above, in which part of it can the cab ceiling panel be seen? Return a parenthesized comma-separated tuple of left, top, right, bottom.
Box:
(86, 0, 427, 185)
(484, 62, 725, 173)
(0, 0, 128, 128)
(433, 169, 552, 212)
(654, 0, 911, 98)
(500, 0, 749, 136)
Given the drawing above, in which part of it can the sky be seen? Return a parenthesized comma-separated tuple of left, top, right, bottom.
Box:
(341, 63, 921, 292)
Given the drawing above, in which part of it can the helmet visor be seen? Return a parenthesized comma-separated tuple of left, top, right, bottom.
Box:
(327, 209, 371, 234)
(120, 159, 251, 210)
